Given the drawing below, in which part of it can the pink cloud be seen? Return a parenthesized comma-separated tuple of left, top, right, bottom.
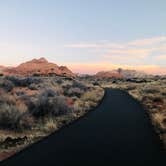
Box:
(65, 36, 166, 49)
(64, 36, 166, 65)
(155, 55, 166, 60)
(107, 48, 152, 57)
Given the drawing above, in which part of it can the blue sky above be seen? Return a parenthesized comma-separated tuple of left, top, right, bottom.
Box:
(0, 0, 166, 74)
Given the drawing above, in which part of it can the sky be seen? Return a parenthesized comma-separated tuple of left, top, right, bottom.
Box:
(0, 0, 166, 74)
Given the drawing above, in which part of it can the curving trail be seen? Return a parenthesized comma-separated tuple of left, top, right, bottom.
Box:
(1, 89, 166, 166)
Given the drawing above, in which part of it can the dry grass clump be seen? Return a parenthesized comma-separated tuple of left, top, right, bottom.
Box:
(42, 119, 58, 133)
(152, 113, 166, 133)
(82, 88, 103, 103)
(72, 87, 104, 117)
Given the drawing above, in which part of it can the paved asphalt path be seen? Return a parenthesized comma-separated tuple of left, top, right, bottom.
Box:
(1, 89, 166, 166)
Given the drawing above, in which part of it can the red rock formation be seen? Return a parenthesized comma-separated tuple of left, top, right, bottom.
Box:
(95, 71, 123, 78)
(0, 65, 5, 71)
(3, 58, 75, 78)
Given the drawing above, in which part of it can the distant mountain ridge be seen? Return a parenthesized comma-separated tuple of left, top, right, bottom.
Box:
(95, 69, 148, 78)
(2, 58, 75, 78)
(114, 69, 148, 78)
(95, 71, 123, 78)
(0, 59, 159, 78)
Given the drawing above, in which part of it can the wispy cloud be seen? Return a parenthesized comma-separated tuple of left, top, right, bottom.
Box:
(64, 44, 100, 48)
(127, 36, 166, 46)
(107, 48, 153, 57)
(65, 36, 166, 49)
(64, 36, 166, 65)
(64, 42, 125, 49)
(155, 55, 166, 60)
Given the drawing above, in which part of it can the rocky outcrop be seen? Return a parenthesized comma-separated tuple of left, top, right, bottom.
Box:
(95, 71, 123, 78)
(114, 69, 147, 78)
(3, 58, 75, 78)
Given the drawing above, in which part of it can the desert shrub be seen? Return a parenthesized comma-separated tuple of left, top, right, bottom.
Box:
(163, 118, 166, 125)
(41, 88, 58, 97)
(0, 103, 22, 129)
(15, 90, 25, 96)
(0, 92, 28, 112)
(29, 89, 71, 118)
(0, 79, 14, 92)
(71, 96, 78, 102)
(141, 94, 155, 101)
(6, 76, 42, 87)
(73, 100, 83, 113)
(81, 90, 101, 103)
(161, 91, 166, 97)
(72, 81, 87, 91)
(93, 81, 100, 86)
(17, 113, 35, 130)
(28, 83, 39, 90)
(152, 113, 166, 132)
(152, 96, 163, 103)
(20, 95, 35, 110)
(84, 101, 96, 110)
(33, 73, 41, 77)
(43, 118, 57, 133)
(62, 84, 72, 91)
(0, 94, 30, 130)
(0, 94, 16, 105)
(56, 79, 63, 84)
(125, 85, 137, 91)
(142, 87, 159, 94)
(65, 87, 84, 97)
(62, 81, 87, 96)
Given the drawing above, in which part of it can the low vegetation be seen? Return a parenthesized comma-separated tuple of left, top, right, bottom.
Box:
(1, 73, 165, 159)
(0, 76, 104, 160)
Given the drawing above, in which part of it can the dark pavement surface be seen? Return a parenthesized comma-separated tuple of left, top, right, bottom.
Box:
(1, 89, 166, 166)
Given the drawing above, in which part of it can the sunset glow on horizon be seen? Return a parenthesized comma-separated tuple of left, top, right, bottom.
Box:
(65, 62, 166, 75)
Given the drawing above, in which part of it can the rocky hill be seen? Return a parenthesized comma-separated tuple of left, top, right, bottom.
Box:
(3, 58, 75, 78)
(0, 66, 5, 71)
